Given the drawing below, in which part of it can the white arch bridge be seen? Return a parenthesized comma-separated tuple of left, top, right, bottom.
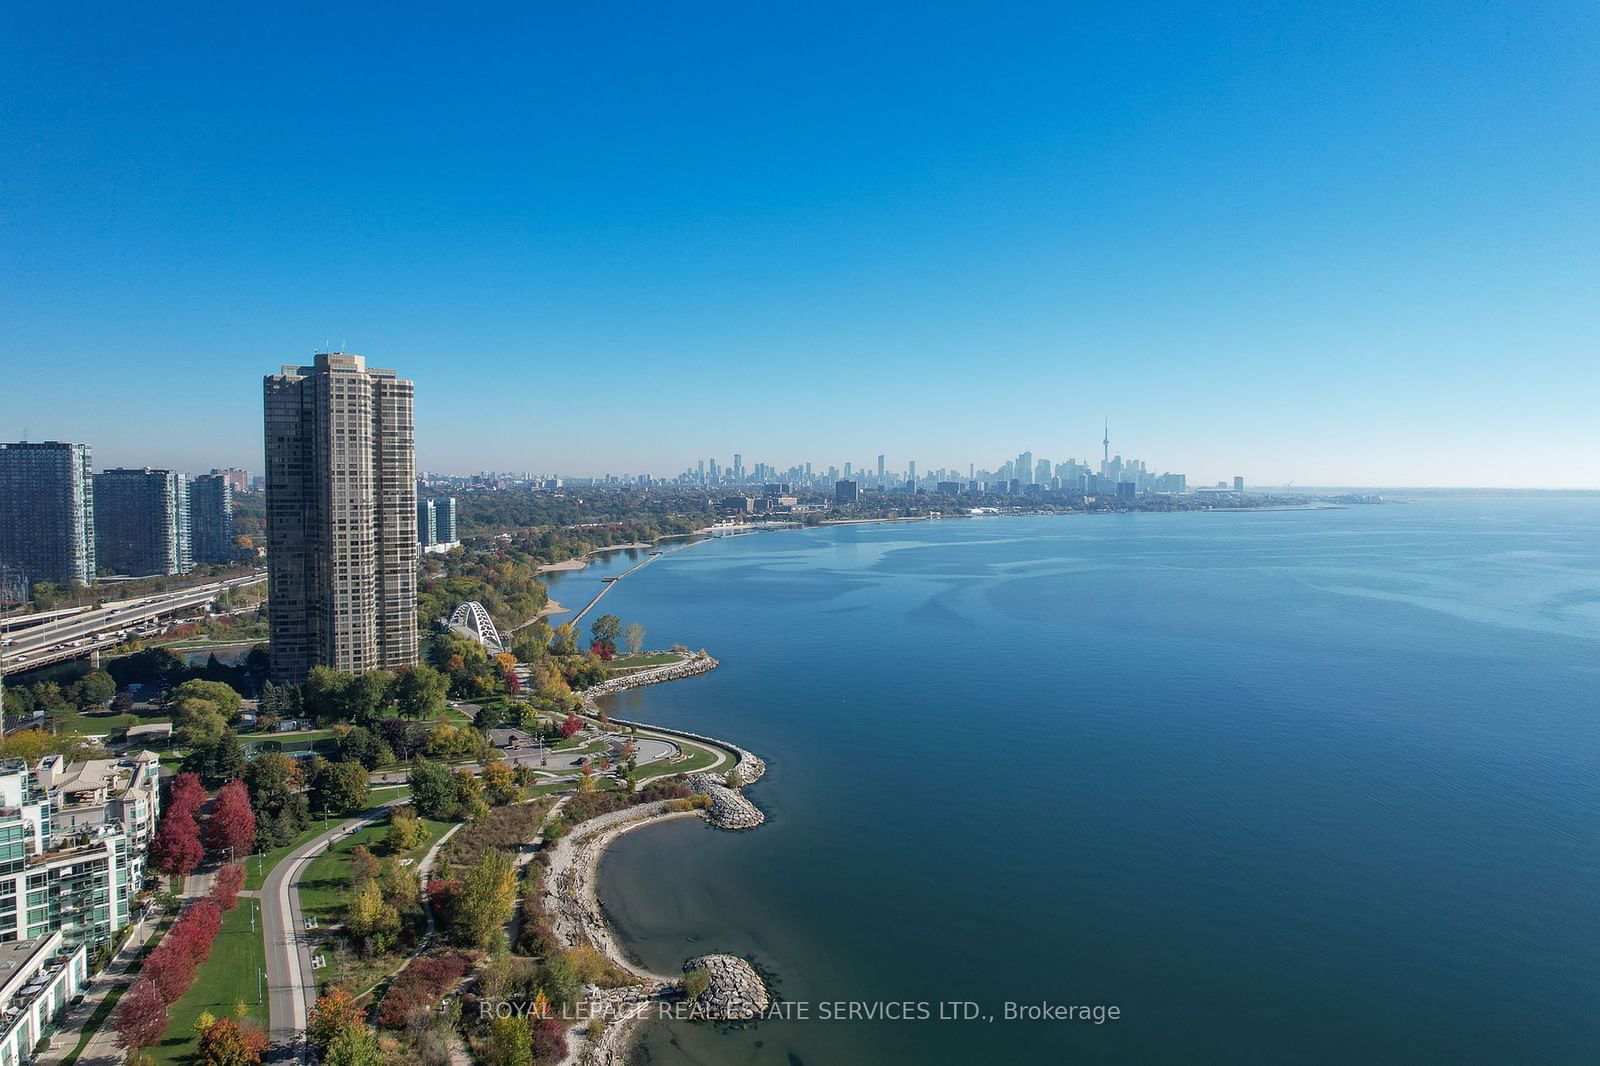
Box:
(448, 601, 504, 653)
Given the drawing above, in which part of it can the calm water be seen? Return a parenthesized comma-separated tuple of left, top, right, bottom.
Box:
(563, 500, 1600, 1065)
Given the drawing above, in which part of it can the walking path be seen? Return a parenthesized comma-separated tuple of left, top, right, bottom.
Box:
(35, 910, 162, 1066)
(261, 802, 405, 1063)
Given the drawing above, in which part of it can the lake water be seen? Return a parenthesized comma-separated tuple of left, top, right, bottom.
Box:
(554, 500, 1600, 1064)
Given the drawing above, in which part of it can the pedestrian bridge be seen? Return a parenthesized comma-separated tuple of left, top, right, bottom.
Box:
(448, 600, 503, 653)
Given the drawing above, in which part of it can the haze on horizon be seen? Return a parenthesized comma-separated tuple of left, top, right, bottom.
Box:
(1, 4, 1596, 488)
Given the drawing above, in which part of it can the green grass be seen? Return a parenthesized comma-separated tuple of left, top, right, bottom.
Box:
(243, 825, 323, 891)
(148, 899, 267, 1066)
(634, 739, 725, 782)
(296, 817, 452, 923)
(366, 783, 412, 805)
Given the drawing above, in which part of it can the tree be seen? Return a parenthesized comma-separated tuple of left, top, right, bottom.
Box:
(322, 1023, 382, 1066)
(347, 879, 401, 955)
(623, 622, 645, 655)
(350, 845, 381, 884)
(335, 726, 392, 770)
(211, 863, 246, 910)
(487, 1016, 532, 1066)
(168, 679, 244, 720)
(308, 987, 366, 1050)
(387, 807, 428, 851)
(183, 729, 245, 788)
(549, 623, 578, 657)
(153, 809, 204, 881)
(114, 978, 170, 1056)
(303, 666, 352, 723)
(244, 753, 309, 847)
(378, 856, 418, 907)
(167, 772, 208, 819)
(450, 849, 516, 949)
(341, 670, 396, 725)
(258, 680, 301, 720)
(589, 614, 621, 647)
(206, 781, 256, 857)
(309, 758, 369, 814)
(408, 760, 462, 821)
(69, 669, 117, 709)
(559, 714, 582, 740)
(144, 936, 198, 1004)
(394, 663, 448, 719)
(197, 1018, 269, 1066)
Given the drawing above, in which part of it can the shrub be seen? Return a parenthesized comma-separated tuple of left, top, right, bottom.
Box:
(681, 968, 710, 1002)
(377, 953, 472, 1030)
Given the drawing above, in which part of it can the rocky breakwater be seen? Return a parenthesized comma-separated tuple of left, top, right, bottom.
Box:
(683, 954, 770, 1020)
(586, 652, 719, 698)
(687, 772, 765, 830)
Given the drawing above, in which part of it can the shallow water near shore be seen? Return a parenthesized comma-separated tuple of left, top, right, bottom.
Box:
(583, 500, 1600, 1064)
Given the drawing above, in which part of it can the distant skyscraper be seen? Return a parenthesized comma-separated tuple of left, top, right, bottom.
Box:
(1102, 419, 1111, 474)
(877, 454, 886, 483)
(93, 468, 191, 577)
(264, 353, 417, 682)
(908, 460, 917, 483)
(1016, 451, 1033, 485)
(834, 480, 860, 505)
(1234, 476, 1245, 493)
(433, 496, 457, 543)
(0, 442, 95, 587)
(417, 498, 437, 548)
(732, 453, 743, 482)
(190, 473, 235, 565)
(209, 467, 250, 494)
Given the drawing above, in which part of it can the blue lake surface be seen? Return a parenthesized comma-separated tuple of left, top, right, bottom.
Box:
(546, 499, 1600, 1064)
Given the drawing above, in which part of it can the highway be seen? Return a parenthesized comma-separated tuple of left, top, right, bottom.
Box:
(0, 571, 266, 673)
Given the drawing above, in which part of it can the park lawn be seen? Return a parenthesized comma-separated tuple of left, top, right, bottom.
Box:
(243, 825, 323, 891)
(633, 740, 725, 783)
(297, 817, 452, 924)
(148, 898, 267, 1066)
(41, 707, 163, 736)
(366, 783, 412, 806)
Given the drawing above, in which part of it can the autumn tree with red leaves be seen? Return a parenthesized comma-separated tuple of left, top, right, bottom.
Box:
(211, 863, 246, 910)
(560, 714, 582, 739)
(168, 771, 207, 818)
(205, 780, 256, 857)
(114, 977, 170, 1056)
(153, 807, 204, 881)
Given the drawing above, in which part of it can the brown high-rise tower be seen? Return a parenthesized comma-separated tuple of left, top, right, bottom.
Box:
(264, 353, 416, 682)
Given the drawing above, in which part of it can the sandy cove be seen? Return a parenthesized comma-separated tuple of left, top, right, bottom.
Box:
(536, 542, 656, 575)
(544, 803, 703, 1066)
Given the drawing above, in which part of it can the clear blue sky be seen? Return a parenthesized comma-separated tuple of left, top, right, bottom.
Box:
(2, 3, 1596, 486)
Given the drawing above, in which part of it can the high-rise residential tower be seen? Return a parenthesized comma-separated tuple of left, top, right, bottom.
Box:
(190, 473, 235, 564)
(0, 442, 95, 587)
(264, 353, 417, 682)
(93, 468, 191, 577)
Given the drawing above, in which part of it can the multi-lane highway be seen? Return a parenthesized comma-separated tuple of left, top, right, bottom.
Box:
(0, 571, 266, 674)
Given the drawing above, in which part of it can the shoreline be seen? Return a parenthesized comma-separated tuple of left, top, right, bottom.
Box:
(545, 676, 765, 1066)
(536, 542, 656, 575)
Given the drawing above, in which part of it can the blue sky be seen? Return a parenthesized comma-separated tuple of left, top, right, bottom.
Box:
(2, 3, 1596, 486)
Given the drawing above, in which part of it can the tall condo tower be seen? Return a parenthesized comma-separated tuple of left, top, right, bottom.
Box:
(0, 442, 96, 587)
(264, 353, 417, 682)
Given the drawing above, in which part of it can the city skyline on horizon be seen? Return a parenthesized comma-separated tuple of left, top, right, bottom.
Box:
(3, 5, 1597, 487)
